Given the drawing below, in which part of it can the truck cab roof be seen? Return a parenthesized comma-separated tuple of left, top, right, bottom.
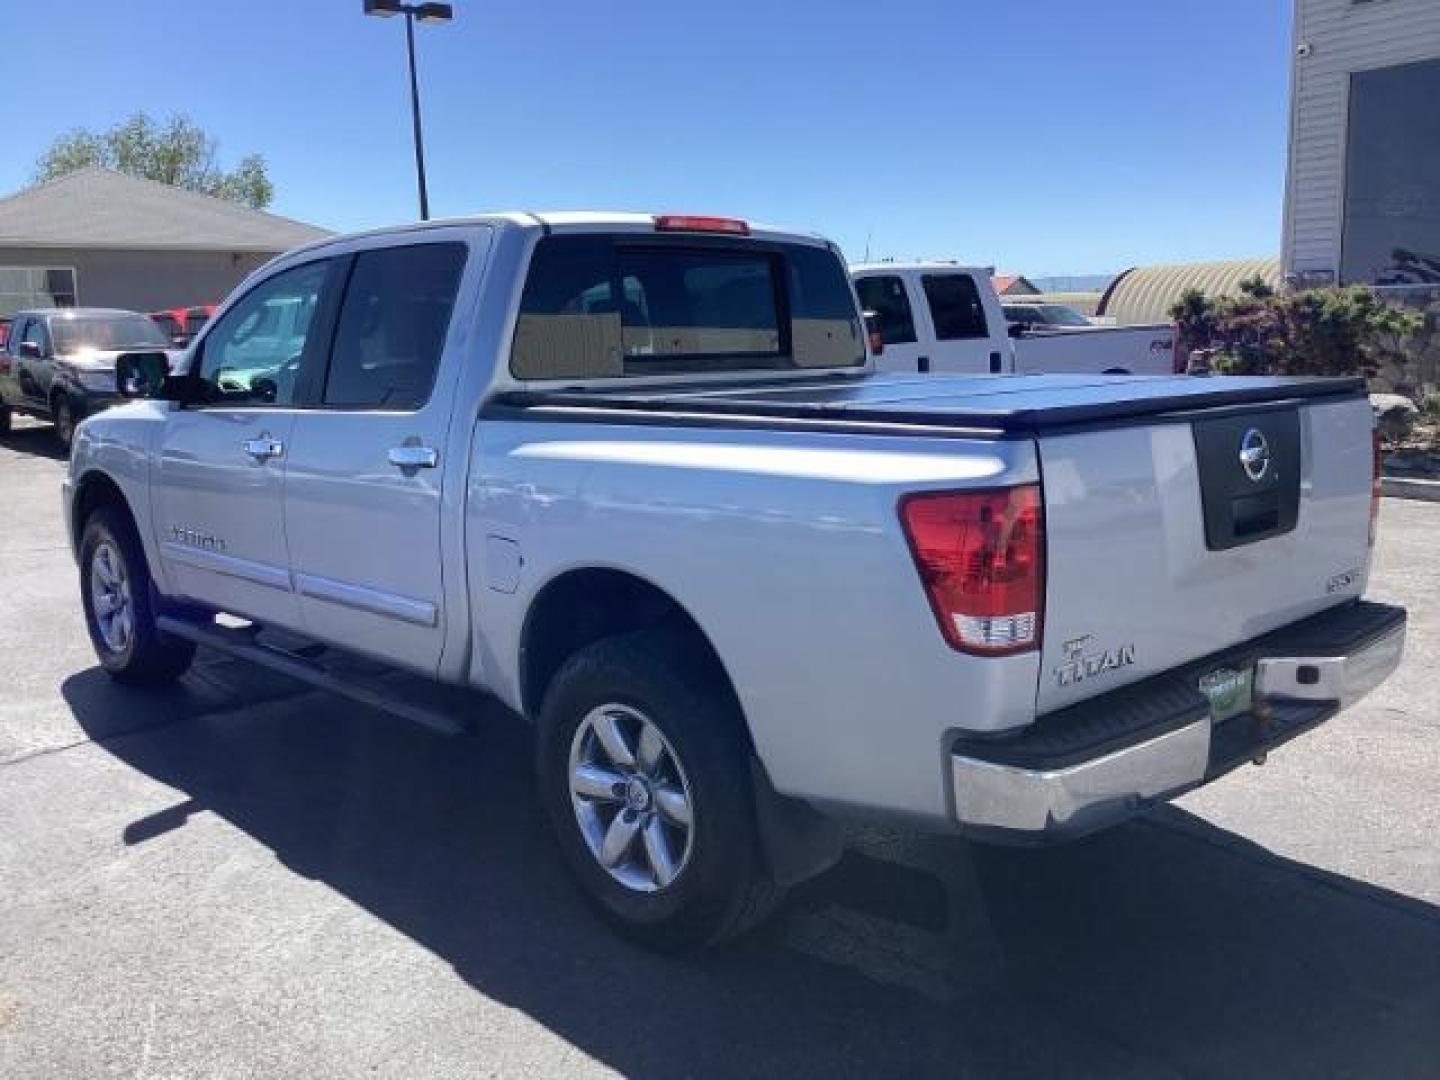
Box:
(278, 212, 834, 266)
(851, 261, 991, 275)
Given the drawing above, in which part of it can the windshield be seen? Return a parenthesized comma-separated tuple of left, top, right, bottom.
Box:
(1041, 305, 1091, 326)
(51, 314, 170, 355)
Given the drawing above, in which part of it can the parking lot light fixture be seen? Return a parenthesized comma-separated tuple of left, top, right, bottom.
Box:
(362, 0, 455, 221)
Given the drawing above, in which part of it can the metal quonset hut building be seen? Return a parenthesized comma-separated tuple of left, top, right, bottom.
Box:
(0, 167, 330, 316)
(1283, 0, 1440, 285)
(1096, 258, 1282, 325)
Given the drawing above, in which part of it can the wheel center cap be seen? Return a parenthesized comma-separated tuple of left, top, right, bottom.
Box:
(624, 777, 651, 812)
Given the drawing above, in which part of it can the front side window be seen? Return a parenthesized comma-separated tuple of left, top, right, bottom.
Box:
(1341, 57, 1440, 284)
(197, 260, 329, 406)
(511, 235, 862, 379)
(323, 242, 467, 409)
(51, 314, 170, 354)
(5, 318, 29, 354)
(854, 276, 918, 344)
(922, 274, 989, 340)
(21, 318, 49, 355)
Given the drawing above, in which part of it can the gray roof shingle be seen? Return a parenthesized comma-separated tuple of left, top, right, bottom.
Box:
(0, 167, 331, 252)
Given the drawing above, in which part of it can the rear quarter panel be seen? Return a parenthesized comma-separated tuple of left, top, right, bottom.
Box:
(467, 420, 1042, 823)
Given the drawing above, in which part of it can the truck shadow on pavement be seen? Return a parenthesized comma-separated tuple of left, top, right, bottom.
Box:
(0, 423, 68, 461)
(67, 669, 1440, 1079)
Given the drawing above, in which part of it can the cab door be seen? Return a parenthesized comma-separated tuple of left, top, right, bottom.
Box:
(152, 258, 338, 628)
(853, 272, 930, 374)
(14, 317, 54, 406)
(918, 271, 1010, 374)
(282, 232, 482, 676)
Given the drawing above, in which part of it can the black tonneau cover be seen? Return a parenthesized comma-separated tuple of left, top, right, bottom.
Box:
(494, 374, 1366, 436)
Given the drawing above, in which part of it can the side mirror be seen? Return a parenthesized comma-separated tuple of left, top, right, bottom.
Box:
(863, 311, 885, 357)
(18, 341, 42, 360)
(116, 351, 174, 399)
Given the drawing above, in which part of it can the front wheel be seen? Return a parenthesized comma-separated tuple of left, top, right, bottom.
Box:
(53, 396, 75, 450)
(79, 506, 196, 685)
(536, 628, 781, 950)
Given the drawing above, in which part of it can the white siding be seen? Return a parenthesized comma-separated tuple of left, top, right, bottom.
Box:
(1283, 0, 1440, 277)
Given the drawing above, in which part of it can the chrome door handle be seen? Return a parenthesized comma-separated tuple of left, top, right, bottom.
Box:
(242, 436, 284, 461)
(388, 445, 439, 469)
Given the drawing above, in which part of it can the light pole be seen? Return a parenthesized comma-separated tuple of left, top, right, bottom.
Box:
(363, 0, 454, 221)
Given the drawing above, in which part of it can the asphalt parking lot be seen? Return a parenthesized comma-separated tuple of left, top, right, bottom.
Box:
(0, 417, 1436, 1079)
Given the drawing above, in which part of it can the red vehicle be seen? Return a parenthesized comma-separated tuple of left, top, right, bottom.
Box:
(147, 304, 216, 347)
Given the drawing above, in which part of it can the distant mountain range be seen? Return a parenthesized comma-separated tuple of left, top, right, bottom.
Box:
(1028, 274, 1115, 293)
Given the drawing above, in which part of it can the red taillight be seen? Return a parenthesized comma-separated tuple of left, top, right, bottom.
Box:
(899, 485, 1045, 655)
(654, 214, 750, 235)
(1370, 427, 1382, 546)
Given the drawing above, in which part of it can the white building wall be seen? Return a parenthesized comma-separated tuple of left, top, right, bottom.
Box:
(1283, 0, 1440, 279)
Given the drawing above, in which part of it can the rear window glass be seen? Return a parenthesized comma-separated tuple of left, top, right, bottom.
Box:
(511, 235, 862, 379)
(922, 274, 989, 340)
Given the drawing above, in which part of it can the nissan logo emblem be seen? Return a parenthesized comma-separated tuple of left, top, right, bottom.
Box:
(1239, 428, 1272, 482)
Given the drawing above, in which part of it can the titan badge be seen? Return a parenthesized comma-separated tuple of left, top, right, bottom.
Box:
(1054, 634, 1137, 687)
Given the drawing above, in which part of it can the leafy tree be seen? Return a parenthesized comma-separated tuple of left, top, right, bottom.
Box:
(1169, 285, 1423, 382)
(34, 113, 273, 209)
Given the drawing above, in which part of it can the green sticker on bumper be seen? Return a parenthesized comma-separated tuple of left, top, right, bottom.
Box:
(1198, 667, 1254, 725)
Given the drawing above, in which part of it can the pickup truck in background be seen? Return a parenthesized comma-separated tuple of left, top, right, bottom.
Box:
(0, 307, 180, 445)
(66, 213, 1404, 950)
(854, 262, 1177, 376)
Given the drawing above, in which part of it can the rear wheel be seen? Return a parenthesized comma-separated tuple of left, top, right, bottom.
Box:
(536, 628, 781, 950)
(80, 506, 195, 685)
(0, 403, 10, 435)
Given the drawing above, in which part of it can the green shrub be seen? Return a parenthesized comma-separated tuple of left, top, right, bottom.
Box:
(1169, 285, 1423, 380)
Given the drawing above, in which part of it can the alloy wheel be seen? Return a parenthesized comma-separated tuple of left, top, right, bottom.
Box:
(568, 703, 695, 893)
(89, 541, 133, 655)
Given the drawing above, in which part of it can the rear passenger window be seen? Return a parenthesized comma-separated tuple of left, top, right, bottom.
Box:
(922, 274, 988, 340)
(324, 242, 467, 410)
(854, 276, 917, 344)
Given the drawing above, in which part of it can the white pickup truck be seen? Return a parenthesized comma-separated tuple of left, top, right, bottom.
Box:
(853, 262, 1177, 376)
(66, 212, 1404, 950)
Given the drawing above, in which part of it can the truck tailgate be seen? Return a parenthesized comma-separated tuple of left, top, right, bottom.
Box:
(1036, 392, 1376, 713)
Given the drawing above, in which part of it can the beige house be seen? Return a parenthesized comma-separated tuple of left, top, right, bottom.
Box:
(0, 167, 330, 315)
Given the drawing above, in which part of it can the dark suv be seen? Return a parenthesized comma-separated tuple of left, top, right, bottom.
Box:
(0, 308, 174, 447)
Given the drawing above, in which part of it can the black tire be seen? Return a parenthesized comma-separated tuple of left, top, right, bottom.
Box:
(79, 505, 196, 685)
(0, 403, 11, 435)
(536, 627, 781, 951)
(53, 395, 75, 450)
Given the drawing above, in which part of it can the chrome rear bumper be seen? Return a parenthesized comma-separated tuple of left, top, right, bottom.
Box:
(951, 604, 1406, 840)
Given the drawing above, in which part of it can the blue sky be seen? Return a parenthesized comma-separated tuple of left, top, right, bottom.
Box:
(3, 0, 1291, 276)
